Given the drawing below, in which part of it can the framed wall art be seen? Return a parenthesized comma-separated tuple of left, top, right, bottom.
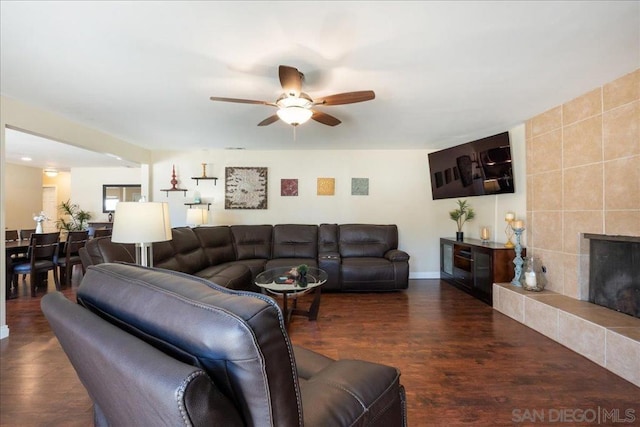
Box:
(317, 178, 335, 196)
(351, 178, 369, 195)
(225, 167, 268, 209)
(281, 178, 298, 196)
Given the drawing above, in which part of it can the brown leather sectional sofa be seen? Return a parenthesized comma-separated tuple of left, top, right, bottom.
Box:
(81, 223, 410, 292)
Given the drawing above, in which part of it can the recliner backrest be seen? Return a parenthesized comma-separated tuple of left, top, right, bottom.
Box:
(76, 263, 303, 427)
(41, 292, 243, 427)
(83, 236, 135, 267)
(193, 226, 237, 265)
(154, 227, 209, 274)
(339, 224, 398, 258)
(272, 224, 318, 259)
(230, 225, 273, 260)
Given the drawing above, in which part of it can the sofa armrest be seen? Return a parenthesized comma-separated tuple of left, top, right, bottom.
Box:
(385, 249, 410, 262)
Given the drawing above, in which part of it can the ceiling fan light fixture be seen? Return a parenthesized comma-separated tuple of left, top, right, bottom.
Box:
(277, 106, 313, 126)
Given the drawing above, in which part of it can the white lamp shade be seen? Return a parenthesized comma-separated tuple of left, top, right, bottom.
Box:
(186, 208, 208, 226)
(111, 202, 172, 244)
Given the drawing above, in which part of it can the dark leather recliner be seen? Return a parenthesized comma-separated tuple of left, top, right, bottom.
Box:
(41, 263, 407, 426)
(319, 224, 410, 291)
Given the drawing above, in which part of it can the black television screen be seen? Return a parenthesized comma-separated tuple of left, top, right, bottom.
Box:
(428, 131, 514, 200)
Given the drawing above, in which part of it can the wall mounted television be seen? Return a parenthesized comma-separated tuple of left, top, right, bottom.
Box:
(428, 131, 514, 200)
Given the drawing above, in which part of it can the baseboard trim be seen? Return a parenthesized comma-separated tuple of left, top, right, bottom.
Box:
(409, 272, 440, 279)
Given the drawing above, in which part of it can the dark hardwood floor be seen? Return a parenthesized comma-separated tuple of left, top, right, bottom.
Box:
(2, 271, 639, 426)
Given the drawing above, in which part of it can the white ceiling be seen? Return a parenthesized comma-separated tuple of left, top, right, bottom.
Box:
(1, 1, 639, 168)
(3, 128, 140, 171)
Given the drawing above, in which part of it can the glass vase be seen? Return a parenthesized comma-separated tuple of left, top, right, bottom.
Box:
(522, 257, 545, 292)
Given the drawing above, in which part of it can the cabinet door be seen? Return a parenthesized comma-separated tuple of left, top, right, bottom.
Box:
(442, 242, 454, 276)
(473, 248, 492, 296)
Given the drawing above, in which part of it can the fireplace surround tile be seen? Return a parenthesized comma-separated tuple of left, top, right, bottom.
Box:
(603, 68, 639, 111)
(603, 101, 640, 160)
(605, 330, 640, 387)
(493, 285, 524, 322)
(608, 327, 640, 342)
(524, 298, 558, 340)
(493, 283, 640, 387)
(558, 311, 606, 366)
(604, 210, 640, 236)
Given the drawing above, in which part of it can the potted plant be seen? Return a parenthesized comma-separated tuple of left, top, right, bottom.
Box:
(57, 200, 92, 232)
(449, 199, 475, 241)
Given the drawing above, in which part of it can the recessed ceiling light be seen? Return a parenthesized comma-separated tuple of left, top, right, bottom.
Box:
(21, 156, 32, 161)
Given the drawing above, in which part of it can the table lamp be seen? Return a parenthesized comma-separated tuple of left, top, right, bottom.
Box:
(186, 208, 208, 227)
(111, 202, 172, 267)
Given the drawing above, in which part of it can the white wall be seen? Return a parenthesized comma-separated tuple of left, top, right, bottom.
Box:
(149, 124, 526, 277)
(1, 96, 152, 340)
(71, 167, 142, 222)
(3, 163, 42, 230)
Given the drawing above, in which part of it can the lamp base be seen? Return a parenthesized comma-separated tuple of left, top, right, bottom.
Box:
(135, 243, 155, 267)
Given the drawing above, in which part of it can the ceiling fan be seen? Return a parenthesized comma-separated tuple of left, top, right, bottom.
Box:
(210, 65, 375, 127)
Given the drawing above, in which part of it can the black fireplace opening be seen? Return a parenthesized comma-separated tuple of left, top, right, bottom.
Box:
(586, 234, 640, 319)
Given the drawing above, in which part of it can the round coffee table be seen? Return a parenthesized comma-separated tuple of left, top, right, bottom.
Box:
(255, 266, 328, 327)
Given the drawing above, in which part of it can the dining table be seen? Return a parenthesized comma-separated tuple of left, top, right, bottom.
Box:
(5, 239, 31, 299)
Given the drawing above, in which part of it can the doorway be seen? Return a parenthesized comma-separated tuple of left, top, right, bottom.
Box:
(42, 186, 57, 233)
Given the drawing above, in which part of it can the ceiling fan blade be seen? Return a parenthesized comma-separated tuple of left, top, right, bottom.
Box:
(210, 96, 276, 106)
(311, 110, 341, 126)
(257, 114, 280, 126)
(314, 90, 375, 106)
(279, 65, 302, 96)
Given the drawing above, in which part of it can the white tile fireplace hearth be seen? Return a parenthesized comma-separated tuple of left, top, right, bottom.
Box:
(493, 283, 640, 388)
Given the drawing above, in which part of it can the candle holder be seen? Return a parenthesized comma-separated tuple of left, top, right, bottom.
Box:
(480, 226, 490, 243)
(504, 219, 515, 248)
(511, 226, 525, 286)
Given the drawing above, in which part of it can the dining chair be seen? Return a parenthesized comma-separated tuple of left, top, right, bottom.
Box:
(56, 230, 89, 287)
(17, 229, 38, 279)
(19, 229, 36, 240)
(12, 232, 61, 297)
(93, 228, 112, 238)
(5, 230, 19, 241)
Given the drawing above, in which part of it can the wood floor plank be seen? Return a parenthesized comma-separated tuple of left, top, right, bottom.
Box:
(1, 274, 639, 426)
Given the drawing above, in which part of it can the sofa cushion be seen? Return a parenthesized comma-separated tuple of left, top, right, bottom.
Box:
(77, 263, 302, 427)
(229, 259, 267, 281)
(272, 224, 318, 259)
(84, 237, 135, 265)
(265, 257, 318, 270)
(341, 257, 396, 291)
(339, 224, 398, 258)
(153, 227, 209, 274)
(231, 225, 272, 260)
(194, 263, 254, 291)
(294, 345, 405, 426)
(194, 226, 237, 265)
